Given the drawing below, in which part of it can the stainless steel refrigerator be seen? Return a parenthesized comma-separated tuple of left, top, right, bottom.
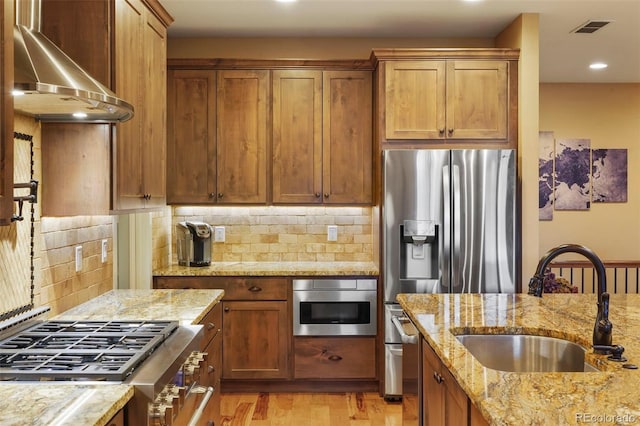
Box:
(383, 149, 518, 401)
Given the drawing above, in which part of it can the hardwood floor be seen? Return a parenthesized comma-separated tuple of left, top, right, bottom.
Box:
(220, 392, 403, 425)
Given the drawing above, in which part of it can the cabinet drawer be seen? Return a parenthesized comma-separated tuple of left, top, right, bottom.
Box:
(294, 336, 376, 379)
(154, 276, 288, 301)
(199, 303, 222, 349)
(220, 278, 288, 300)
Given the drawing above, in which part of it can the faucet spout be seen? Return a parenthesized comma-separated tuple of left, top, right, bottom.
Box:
(528, 244, 607, 301)
(528, 244, 612, 351)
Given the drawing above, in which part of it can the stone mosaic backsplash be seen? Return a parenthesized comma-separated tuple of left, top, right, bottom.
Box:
(172, 206, 375, 263)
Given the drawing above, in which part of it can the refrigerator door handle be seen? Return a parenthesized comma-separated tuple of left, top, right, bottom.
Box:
(452, 164, 463, 292)
(442, 165, 451, 290)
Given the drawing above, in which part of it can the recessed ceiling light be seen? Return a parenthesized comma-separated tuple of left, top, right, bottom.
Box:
(589, 62, 608, 70)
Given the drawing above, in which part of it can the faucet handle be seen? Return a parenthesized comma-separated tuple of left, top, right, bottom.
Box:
(527, 275, 544, 297)
(593, 344, 627, 362)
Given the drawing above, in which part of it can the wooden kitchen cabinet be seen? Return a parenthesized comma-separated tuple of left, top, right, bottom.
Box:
(0, 0, 13, 225)
(294, 336, 376, 379)
(374, 49, 518, 148)
(113, 0, 167, 210)
(422, 338, 470, 426)
(154, 276, 291, 381)
(198, 302, 222, 425)
(272, 70, 372, 204)
(216, 70, 269, 204)
(166, 70, 216, 204)
(39, 0, 172, 215)
(166, 69, 268, 204)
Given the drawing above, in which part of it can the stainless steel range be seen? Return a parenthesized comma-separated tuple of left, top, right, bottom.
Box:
(0, 317, 209, 425)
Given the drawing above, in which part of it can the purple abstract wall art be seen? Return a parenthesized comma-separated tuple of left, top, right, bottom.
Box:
(592, 148, 628, 203)
(554, 138, 591, 211)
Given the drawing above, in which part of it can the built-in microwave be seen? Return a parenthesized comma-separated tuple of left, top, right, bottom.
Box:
(293, 279, 377, 336)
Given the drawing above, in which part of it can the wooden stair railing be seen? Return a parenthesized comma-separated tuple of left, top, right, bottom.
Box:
(548, 261, 640, 294)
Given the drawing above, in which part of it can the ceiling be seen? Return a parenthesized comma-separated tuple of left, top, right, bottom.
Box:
(159, 0, 640, 83)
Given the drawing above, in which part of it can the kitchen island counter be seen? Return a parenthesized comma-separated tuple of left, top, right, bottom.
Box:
(154, 261, 379, 277)
(0, 289, 224, 426)
(397, 293, 640, 425)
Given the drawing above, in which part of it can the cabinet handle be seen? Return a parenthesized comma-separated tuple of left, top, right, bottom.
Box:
(324, 193, 329, 198)
(224, 307, 230, 312)
(439, 128, 445, 135)
(209, 192, 216, 198)
(315, 192, 321, 198)
(328, 355, 342, 361)
(448, 128, 454, 135)
(208, 365, 215, 373)
(248, 285, 262, 292)
(218, 193, 224, 199)
(207, 322, 215, 330)
(433, 372, 444, 384)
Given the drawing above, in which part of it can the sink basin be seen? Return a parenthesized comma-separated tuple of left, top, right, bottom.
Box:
(455, 334, 599, 372)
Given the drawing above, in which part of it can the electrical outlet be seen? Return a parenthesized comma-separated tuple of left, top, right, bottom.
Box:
(75, 245, 82, 272)
(327, 225, 338, 242)
(101, 239, 108, 263)
(214, 226, 225, 242)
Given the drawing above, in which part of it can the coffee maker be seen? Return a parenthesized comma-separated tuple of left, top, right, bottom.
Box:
(176, 221, 212, 266)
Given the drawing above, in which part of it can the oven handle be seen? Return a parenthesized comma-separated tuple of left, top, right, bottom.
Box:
(186, 385, 215, 426)
(391, 316, 419, 345)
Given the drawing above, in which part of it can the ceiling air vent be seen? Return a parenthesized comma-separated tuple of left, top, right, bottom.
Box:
(571, 20, 613, 34)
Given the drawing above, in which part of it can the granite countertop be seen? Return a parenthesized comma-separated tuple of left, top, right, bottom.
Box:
(397, 293, 640, 425)
(153, 261, 379, 277)
(0, 289, 224, 426)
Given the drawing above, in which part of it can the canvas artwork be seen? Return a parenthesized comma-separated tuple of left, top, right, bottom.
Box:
(592, 148, 628, 203)
(538, 131, 555, 220)
(554, 138, 591, 210)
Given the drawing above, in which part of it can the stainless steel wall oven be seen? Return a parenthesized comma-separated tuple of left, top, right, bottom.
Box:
(293, 279, 377, 336)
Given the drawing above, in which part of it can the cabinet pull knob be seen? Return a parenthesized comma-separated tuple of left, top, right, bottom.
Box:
(324, 193, 329, 198)
(315, 192, 321, 198)
(207, 322, 215, 330)
(328, 355, 342, 361)
(248, 285, 262, 292)
(208, 365, 215, 373)
(433, 372, 444, 384)
(439, 128, 445, 135)
(218, 193, 224, 199)
(224, 307, 230, 312)
(209, 192, 216, 198)
(448, 128, 454, 135)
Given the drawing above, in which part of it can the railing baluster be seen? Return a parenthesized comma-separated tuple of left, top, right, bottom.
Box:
(547, 261, 640, 294)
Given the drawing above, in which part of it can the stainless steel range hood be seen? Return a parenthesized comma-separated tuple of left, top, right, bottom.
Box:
(13, 0, 134, 123)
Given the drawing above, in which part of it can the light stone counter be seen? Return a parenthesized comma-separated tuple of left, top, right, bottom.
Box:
(0, 289, 224, 426)
(397, 293, 640, 425)
(153, 261, 379, 277)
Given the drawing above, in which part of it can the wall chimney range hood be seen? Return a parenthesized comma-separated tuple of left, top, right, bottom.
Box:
(13, 0, 134, 123)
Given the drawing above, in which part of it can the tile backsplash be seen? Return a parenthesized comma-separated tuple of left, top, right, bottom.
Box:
(172, 206, 375, 262)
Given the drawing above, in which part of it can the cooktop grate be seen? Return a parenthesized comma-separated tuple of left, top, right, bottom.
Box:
(0, 320, 178, 381)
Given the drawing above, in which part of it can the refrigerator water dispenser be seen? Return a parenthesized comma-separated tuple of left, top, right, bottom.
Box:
(400, 220, 439, 279)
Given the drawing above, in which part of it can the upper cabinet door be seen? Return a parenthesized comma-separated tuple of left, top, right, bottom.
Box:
(272, 70, 323, 204)
(216, 70, 269, 204)
(0, 0, 14, 225)
(446, 60, 508, 140)
(141, 10, 167, 207)
(323, 71, 372, 204)
(384, 61, 446, 140)
(166, 70, 217, 204)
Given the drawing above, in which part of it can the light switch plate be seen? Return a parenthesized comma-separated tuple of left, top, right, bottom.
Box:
(327, 225, 338, 242)
(101, 239, 108, 263)
(214, 226, 225, 242)
(75, 245, 82, 272)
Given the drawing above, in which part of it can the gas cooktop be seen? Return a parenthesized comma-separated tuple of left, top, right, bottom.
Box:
(0, 320, 178, 381)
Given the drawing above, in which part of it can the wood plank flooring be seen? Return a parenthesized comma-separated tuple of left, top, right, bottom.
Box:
(220, 392, 403, 426)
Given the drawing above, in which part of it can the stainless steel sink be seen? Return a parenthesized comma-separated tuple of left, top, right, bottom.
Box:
(455, 334, 599, 372)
